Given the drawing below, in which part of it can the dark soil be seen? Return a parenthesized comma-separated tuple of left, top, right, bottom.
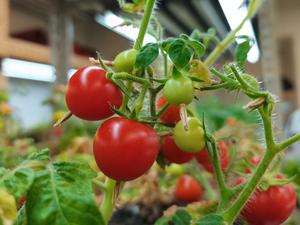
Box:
(109, 202, 172, 225)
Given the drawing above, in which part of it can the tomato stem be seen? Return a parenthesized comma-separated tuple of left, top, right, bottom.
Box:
(204, 1, 261, 67)
(133, 0, 156, 50)
(277, 133, 300, 152)
(100, 178, 116, 225)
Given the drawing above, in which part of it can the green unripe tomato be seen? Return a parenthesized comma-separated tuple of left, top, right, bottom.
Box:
(241, 73, 259, 90)
(113, 49, 138, 73)
(163, 75, 194, 105)
(166, 164, 185, 176)
(174, 117, 205, 152)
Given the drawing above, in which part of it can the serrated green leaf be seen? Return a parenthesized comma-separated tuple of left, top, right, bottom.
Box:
(188, 40, 205, 57)
(161, 38, 177, 52)
(168, 39, 192, 68)
(236, 40, 251, 70)
(171, 210, 192, 225)
(26, 161, 104, 225)
(27, 149, 50, 161)
(154, 217, 170, 225)
(3, 168, 34, 201)
(196, 214, 225, 225)
(135, 43, 159, 68)
(180, 34, 189, 41)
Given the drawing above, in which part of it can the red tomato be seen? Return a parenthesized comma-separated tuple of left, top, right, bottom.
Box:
(66, 66, 123, 121)
(245, 155, 261, 173)
(162, 135, 194, 164)
(195, 141, 229, 173)
(93, 117, 159, 181)
(241, 184, 296, 225)
(156, 95, 180, 125)
(175, 175, 203, 202)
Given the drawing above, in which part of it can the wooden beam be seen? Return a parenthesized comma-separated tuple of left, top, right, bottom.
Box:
(0, 38, 88, 67)
(0, 0, 10, 40)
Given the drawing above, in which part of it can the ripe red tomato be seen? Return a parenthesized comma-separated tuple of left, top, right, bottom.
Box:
(93, 117, 159, 181)
(161, 135, 194, 164)
(156, 95, 180, 125)
(241, 184, 296, 225)
(195, 141, 229, 173)
(245, 155, 261, 173)
(175, 175, 203, 202)
(66, 66, 123, 121)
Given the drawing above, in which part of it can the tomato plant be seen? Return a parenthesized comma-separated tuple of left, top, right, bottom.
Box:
(175, 175, 203, 203)
(161, 135, 194, 164)
(173, 117, 205, 152)
(195, 141, 229, 173)
(66, 66, 123, 120)
(93, 117, 159, 181)
(2, 0, 300, 225)
(156, 95, 180, 125)
(241, 183, 296, 225)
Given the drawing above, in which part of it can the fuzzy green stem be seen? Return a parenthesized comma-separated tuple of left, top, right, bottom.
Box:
(206, 138, 232, 212)
(222, 105, 276, 223)
(133, 0, 156, 50)
(147, 67, 157, 117)
(113, 73, 151, 86)
(120, 82, 133, 113)
(277, 133, 300, 152)
(100, 178, 116, 225)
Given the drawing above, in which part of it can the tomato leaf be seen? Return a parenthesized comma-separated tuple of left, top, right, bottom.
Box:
(188, 40, 205, 57)
(196, 214, 225, 224)
(26, 161, 104, 225)
(171, 209, 192, 225)
(135, 43, 159, 69)
(168, 39, 192, 68)
(1, 168, 34, 201)
(0, 188, 17, 224)
(236, 40, 251, 71)
(180, 34, 190, 41)
(160, 38, 177, 52)
(27, 148, 50, 161)
(154, 216, 169, 225)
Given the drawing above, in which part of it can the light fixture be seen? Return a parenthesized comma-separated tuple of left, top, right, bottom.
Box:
(1, 58, 56, 82)
(95, 11, 156, 44)
(218, 0, 260, 63)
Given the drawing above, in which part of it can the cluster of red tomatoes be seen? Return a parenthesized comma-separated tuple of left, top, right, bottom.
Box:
(66, 61, 213, 180)
(65, 50, 219, 182)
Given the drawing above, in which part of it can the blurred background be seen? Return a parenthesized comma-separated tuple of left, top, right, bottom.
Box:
(0, 0, 299, 144)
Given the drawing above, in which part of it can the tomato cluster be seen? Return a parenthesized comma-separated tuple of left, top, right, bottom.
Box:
(64, 52, 211, 181)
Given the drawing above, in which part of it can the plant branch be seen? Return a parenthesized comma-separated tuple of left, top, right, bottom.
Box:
(100, 178, 116, 225)
(133, 0, 156, 50)
(204, 0, 262, 67)
(277, 133, 300, 152)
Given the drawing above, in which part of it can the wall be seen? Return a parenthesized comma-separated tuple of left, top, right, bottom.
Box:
(274, 0, 300, 107)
